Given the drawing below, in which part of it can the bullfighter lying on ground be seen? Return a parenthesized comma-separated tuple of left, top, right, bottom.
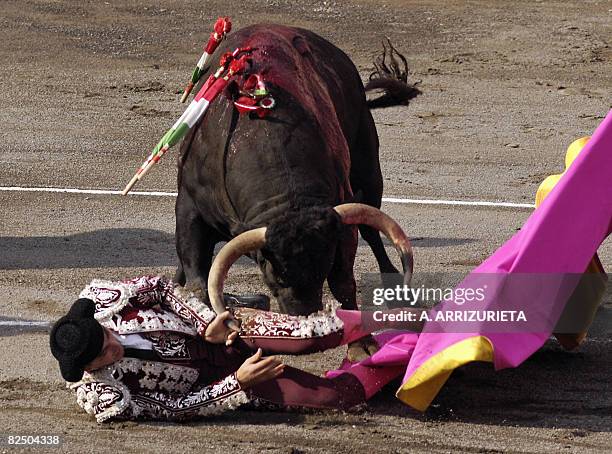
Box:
(50, 275, 419, 422)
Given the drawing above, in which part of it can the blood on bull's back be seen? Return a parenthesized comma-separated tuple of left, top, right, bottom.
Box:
(179, 24, 365, 230)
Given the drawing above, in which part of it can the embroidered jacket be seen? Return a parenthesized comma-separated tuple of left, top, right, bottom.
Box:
(70, 276, 249, 422)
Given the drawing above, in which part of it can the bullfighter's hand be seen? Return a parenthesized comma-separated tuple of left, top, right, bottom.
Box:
(204, 311, 240, 345)
(236, 348, 285, 389)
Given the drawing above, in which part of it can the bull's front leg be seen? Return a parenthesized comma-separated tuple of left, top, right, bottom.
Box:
(174, 190, 219, 301)
(327, 225, 379, 362)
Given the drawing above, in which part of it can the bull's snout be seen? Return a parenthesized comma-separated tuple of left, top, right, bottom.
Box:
(271, 285, 324, 316)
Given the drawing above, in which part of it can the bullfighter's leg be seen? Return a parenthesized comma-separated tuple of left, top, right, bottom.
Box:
(175, 189, 219, 298)
(251, 364, 405, 411)
(250, 366, 368, 411)
(350, 108, 401, 276)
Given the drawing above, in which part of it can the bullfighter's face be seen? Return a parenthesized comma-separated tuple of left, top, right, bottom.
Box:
(84, 326, 124, 371)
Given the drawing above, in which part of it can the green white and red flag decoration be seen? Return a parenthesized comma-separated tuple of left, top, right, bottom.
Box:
(122, 49, 251, 195)
(180, 17, 232, 103)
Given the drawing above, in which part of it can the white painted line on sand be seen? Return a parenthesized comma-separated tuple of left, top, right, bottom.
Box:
(0, 186, 177, 197)
(0, 186, 536, 209)
(0, 321, 50, 327)
(382, 197, 535, 209)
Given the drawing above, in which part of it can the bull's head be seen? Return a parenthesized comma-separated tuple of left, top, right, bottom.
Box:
(257, 206, 344, 315)
(207, 203, 413, 321)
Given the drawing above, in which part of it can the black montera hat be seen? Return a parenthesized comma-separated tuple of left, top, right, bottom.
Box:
(49, 298, 104, 382)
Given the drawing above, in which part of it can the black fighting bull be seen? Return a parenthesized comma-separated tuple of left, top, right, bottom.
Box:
(174, 24, 419, 360)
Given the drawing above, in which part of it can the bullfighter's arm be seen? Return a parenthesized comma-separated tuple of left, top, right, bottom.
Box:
(79, 275, 217, 335)
(124, 275, 217, 336)
(161, 283, 217, 336)
(71, 373, 249, 423)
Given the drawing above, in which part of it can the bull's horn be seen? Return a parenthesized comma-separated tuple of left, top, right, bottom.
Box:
(333, 203, 414, 284)
(207, 227, 267, 318)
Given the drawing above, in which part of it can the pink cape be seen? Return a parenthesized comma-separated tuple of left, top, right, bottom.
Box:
(328, 110, 612, 410)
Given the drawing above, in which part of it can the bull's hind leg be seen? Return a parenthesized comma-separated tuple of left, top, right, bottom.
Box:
(174, 190, 219, 298)
(350, 109, 401, 276)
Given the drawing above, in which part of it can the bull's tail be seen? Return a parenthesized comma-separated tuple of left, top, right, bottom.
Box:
(365, 38, 420, 109)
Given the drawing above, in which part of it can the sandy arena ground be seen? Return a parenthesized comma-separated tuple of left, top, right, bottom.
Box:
(1, 0, 611, 452)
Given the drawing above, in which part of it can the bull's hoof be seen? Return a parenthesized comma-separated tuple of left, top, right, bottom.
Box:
(347, 335, 380, 363)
